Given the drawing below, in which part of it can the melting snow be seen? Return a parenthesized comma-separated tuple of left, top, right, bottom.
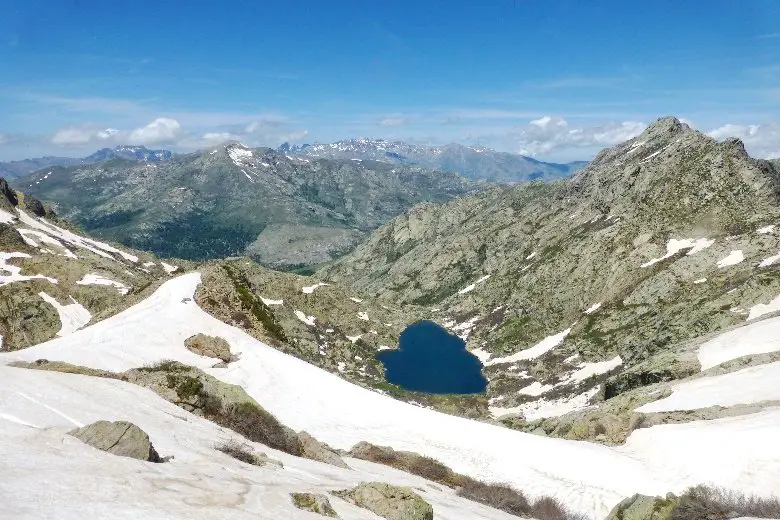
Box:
(469, 347, 492, 364)
(568, 356, 622, 384)
(641, 238, 714, 268)
(17, 229, 78, 258)
(698, 314, 780, 370)
(76, 274, 129, 295)
(227, 146, 253, 167)
(302, 282, 329, 294)
(519, 381, 554, 396)
(525, 252, 537, 260)
(346, 334, 362, 343)
(17, 210, 138, 263)
(142, 261, 156, 267)
(350, 297, 363, 303)
(0, 252, 58, 287)
(294, 310, 316, 326)
(747, 295, 780, 321)
(161, 262, 178, 274)
(583, 302, 602, 315)
(260, 297, 283, 306)
(378, 345, 392, 351)
(758, 252, 780, 268)
(491, 387, 601, 420)
(457, 275, 490, 295)
(485, 327, 573, 366)
(38, 292, 91, 336)
(636, 362, 780, 413)
(717, 250, 744, 268)
(0, 208, 17, 224)
(357, 311, 369, 321)
(757, 225, 775, 234)
(4, 274, 780, 517)
(693, 278, 707, 284)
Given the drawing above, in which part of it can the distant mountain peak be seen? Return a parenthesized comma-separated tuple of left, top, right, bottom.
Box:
(281, 139, 586, 182)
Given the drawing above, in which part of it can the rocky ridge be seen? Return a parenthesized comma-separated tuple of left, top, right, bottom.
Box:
(317, 117, 780, 434)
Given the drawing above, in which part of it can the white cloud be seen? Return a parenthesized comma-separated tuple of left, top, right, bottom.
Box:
(51, 126, 107, 145)
(380, 116, 409, 127)
(708, 123, 780, 159)
(508, 116, 646, 158)
(128, 118, 182, 145)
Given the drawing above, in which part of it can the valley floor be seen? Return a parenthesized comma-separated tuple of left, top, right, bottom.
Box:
(2, 273, 779, 519)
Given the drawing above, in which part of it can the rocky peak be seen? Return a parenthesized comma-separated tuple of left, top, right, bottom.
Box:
(0, 177, 19, 209)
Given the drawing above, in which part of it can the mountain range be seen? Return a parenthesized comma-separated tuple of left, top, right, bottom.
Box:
(282, 139, 587, 183)
(16, 142, 474, 268)
(0, 145, 173, 179)
(1, 117, 779, 519)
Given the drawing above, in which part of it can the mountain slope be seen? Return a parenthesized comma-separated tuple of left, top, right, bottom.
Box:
(284, 139, 586, 183)
(317, 117, 780, 430)
(4, 272, 779, 519)
(0, 145, 172, 179)
(17, 143, 475, 269)
(0, 177, 180, 351)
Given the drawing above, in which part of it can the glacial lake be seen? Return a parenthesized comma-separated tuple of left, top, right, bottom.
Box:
(376, 320, 488, 394)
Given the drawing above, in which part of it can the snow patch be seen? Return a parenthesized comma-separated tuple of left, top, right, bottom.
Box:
(693, 278, 707, 284)
(717, 250, 744, 268)
(160, 262, 178, 274)
(0, 208, 16, 224)
(350, 297, 363, 303)
(346, 334, 362, 343)
(485, 327, 573, 366)
(491, 386, 601, 420)
(260, 297, 283, 306)
(641, 238, 714, 268)
(698, 314, 780, 370)
(76, 274, 129, 295)
(294, 310, 316, 326)
(302, 282, 329, 294)
(757, 225, 775, 234)
(583, 302, 602, 315)
(758, 252, 780, 268)
(636, 362, 780, 413)
(457, 275, 490, 295)
(0, 252, 58, 287)
(38, 292, 91, 336)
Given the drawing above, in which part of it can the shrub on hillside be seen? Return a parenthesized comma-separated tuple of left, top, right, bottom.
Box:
(670, 485, 780, 520)
(456, 479, 530, 516)
(215, 438, 257, 465)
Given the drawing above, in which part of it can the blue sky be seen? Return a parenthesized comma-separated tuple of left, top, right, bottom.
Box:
(1, 0, 779, 161)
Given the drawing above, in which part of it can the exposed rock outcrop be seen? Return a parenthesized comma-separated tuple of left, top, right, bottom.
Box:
(332, 482, 433, 520)
(291, 492, 338, 517)
(68, 420, 162, 462)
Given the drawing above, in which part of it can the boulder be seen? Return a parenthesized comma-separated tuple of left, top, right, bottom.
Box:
(184, 333, 235, 363)
(604, 493, 679, 520)
(69, 420, 162, 462)
(291, 493, 338, 517)
(333, 482, 433, 520)
(298, 431, 349, 468)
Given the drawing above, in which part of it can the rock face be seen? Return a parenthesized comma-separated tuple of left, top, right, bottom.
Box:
(333, 482, 433, 520)
(290, 493, 338, 517)
(604, 493, 679, 520)
(184, 333, 235, 363)
(297, 431, 349, 469)
(68, 420, 162, 462)
(0, 177, 18, 209)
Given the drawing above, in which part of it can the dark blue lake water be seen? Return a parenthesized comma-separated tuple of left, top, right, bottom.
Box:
(376, 320, 488, 394)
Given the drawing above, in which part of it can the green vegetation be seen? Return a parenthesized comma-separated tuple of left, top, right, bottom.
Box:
(223, 263, 288, 343)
